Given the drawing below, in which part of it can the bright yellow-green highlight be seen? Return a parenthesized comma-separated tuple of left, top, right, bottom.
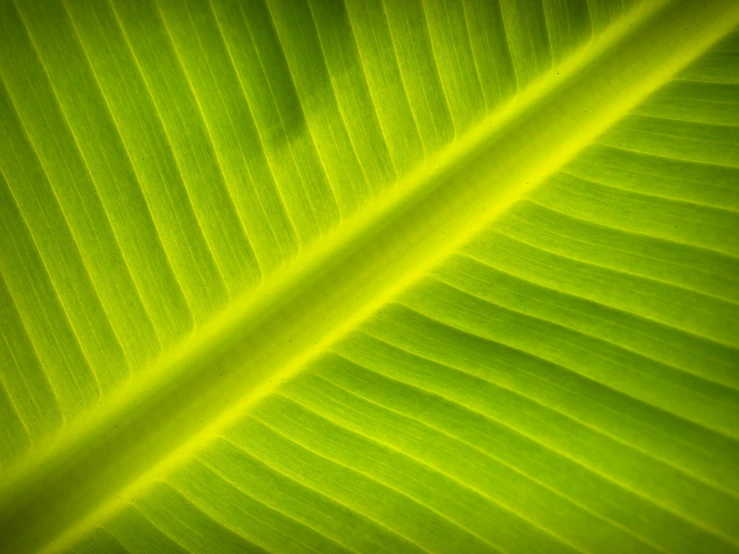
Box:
(0, 0, 738, 553)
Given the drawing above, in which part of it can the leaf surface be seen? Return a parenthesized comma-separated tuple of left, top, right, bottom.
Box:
(0, 0, 738, 552)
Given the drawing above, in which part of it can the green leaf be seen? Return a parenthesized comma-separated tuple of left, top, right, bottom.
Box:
(0, 0, 737, 553)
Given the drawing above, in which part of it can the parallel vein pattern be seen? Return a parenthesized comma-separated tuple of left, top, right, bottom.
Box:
(0, 1, 737, 553)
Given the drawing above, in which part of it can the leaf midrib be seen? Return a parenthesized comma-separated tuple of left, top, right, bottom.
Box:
(1, 1, 737, 552)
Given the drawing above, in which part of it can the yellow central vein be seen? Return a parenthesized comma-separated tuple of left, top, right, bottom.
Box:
(0, 0, 736, 552)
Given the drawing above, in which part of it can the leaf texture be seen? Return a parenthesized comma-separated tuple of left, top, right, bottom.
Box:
(0, 0, 737, 552)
